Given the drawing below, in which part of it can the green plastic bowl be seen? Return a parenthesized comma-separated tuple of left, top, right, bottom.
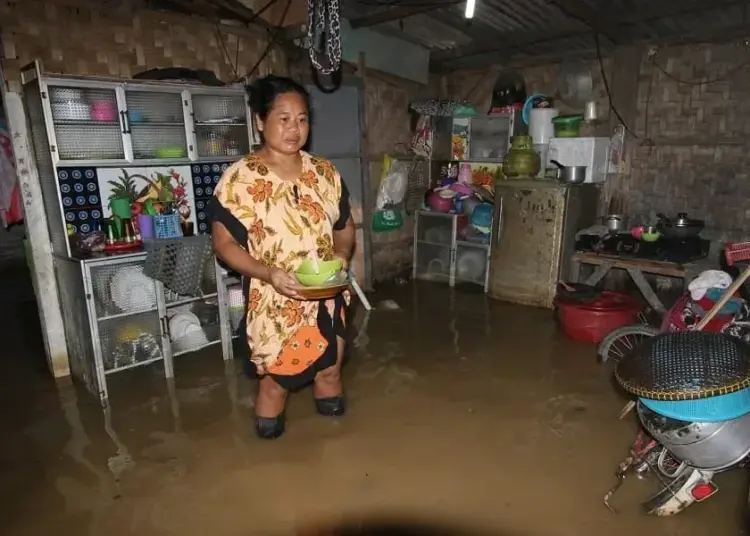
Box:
(295, 258, 343, 287)
(156, 146, 186, 158)
(641, 231, 661, 242)
(552, 114, 583, 137)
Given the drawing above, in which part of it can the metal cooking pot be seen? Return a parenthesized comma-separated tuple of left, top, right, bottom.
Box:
(603, 214, 626, 233)
(549, 159, 586, 184)
(657, 212, 705, 239)
(638, 402, 750, 471)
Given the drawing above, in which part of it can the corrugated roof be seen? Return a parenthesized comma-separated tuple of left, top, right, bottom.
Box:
(341, 0, 750, 69)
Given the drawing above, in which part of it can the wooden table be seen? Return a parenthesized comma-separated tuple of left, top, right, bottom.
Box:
(569, 252, 713, 315)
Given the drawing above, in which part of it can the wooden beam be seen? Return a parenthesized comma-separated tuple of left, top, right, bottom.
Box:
(209, 0, 258, 20)
(430, 25, 590, 65)
(549, 0, 620, 44)
(615, 0, 749, 25)
(348, 2, 462, 29)
(0, 78, 70, 378)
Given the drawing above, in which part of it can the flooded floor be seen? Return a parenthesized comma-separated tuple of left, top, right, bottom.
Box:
(0, 278, 746, 536)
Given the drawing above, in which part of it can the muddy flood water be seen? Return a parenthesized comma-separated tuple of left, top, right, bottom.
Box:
(0, 279, 747, 536)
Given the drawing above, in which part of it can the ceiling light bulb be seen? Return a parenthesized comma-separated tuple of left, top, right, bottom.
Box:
(465, 0, 475, 19)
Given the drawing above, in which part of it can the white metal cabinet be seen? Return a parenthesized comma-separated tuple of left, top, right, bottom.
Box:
(412, 210, 492, 292)
(447, 110, 524, 162)
(58, 251, 232, 404)
(21, 61, 255, 167)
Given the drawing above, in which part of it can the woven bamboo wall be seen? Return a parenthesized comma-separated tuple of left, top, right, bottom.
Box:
(0, 0, 288, 90)
(0, 0, 430, 283)
(361, 68, 436, 283)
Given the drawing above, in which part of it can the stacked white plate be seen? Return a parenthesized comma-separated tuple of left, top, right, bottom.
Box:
(108, 265, 158, 313)
(169, 312, 209, 354)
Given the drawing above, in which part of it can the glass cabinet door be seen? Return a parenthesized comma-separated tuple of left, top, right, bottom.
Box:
(469, 115, 511, 161)
(125, 90, 188, 160)
(47, 85, 125, 161)
(191, 94, 249, 158)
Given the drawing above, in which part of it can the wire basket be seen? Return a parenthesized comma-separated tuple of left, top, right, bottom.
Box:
(154, 214, 183, 239)
(143, 236, 212, 296)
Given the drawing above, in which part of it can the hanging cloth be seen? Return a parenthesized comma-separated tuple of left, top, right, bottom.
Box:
(0, 119, 22, 227)
(307, 0, 342, 75)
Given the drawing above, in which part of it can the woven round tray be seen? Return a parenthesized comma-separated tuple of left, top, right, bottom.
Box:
(615, 331, 750, 401)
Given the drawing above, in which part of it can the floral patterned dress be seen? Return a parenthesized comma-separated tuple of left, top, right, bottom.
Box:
(208, 151, 350, 390)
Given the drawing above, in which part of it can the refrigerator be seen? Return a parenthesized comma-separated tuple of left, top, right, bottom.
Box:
(489, 180, 599, 308)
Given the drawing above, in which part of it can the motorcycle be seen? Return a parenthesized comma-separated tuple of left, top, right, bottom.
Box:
(603, 243, 750, 516)
(604, 419, 721, 516)
(605, 398, 750, 515)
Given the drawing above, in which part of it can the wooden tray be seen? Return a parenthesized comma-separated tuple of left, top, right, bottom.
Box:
(297, 282, 349, 301)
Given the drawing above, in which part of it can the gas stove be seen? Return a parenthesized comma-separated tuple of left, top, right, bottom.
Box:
(575, 233, 710, 263)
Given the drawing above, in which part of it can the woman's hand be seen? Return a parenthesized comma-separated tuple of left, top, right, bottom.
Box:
(269, 267, 303, 298)
(334, 252, 351, 272)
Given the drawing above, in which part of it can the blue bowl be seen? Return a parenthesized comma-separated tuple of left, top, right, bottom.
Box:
(640, 387, 750, 423)
(522, 93, 548, 126)
(128, 110, 145, 123)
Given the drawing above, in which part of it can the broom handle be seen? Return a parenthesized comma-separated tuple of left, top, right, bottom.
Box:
(695, 264, 750, 330)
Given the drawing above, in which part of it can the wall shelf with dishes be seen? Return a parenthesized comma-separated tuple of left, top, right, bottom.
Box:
(21, 61, 245, 403)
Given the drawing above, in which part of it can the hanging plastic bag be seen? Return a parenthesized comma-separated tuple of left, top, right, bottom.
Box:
(372, 154, 407, 232)
(372, 209, 404, 232)
(375, 157, 408, 210)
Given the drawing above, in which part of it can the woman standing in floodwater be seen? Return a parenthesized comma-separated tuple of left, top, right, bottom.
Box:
(208, 75, 355, 440)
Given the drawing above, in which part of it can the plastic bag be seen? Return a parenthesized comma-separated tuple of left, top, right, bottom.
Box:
(375, 157, 409, 210)
(372, 209, 403, 232)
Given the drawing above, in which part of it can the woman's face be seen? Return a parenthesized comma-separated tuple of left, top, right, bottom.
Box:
(257, 92, 310, 155)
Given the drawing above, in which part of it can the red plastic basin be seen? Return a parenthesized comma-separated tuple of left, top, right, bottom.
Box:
(556, 291, 643, 343)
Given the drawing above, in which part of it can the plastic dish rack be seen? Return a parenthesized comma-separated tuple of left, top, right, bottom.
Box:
(154, 213, 183, 239)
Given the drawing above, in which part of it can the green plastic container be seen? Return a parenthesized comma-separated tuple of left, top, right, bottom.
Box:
(552, 114, 583, 137)
(110, 197, 132, 219)
(295, 258, 343, 287)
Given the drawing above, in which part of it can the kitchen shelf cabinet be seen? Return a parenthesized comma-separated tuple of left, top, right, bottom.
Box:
(20, 61, 257, 257)
(412, 210, 492, 292)
(57, 251, 233, 404)
(191, 92, 250, 158)
(437, 110, 525, 163)
(21, 61, 256, 167)
(125, 89, 189, 160)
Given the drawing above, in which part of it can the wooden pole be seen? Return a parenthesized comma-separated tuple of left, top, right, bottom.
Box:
(0, 72, 70, 377)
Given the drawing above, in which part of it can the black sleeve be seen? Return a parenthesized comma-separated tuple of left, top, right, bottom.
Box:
(333, 179, 351, 231)
(206, 195, 249, 249)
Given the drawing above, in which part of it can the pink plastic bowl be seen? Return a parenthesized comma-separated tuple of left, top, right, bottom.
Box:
(427, 190, 455, 213)
(90, 100, 118, 121)
(631, 225, 645, 240)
